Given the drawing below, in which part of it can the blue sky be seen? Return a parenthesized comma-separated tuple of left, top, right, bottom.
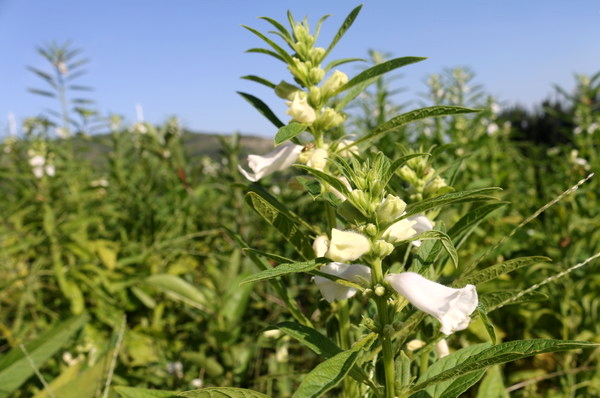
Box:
(1, 0, 599, 138)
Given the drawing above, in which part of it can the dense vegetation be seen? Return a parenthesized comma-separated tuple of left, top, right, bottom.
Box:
(1, 7, 599, 398)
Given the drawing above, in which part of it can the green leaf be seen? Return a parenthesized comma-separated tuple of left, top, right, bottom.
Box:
(411, 340, 598, 392)
(480, 290, 549, 311)
(335, 76, 379, 111)
(438, 370, 486, 398)
(228, 230, 312, 327)
(404, 187, 502, 217)
(28, 88, 56, 98)
(477, 304, 497, 344)
(144, 274, 209, 312)
(258, 16, 292, 40)
(241, 258, 328, 285)
(241, 75, 276, 89)
(295, 165, 351, 197)
(292, 347, 359, 398)
(403, 230, 458, 269)
(0, 313, 87, 398)
(178, 388, 271, 398)
(114, 386, 178, 398)
(324, 5, 363, 58)
(237, 92, 284, 128)
(245, 190, 315, 259)
(335, 57, 427, 95)
(447, 202, 507, 248)
(418, 343, 492, 398)
(274, 122, 306, 145)
(323, 57, 366, 73)
(275, 322, 379, 391)
(242, 248, 293, 264)
(246, 48, 284, 62)
(455, 256, 551, 286)
(242, 25, 293, 64)
(476, 366, 508, 398)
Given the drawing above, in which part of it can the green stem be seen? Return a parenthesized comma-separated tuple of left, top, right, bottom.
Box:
(372, 258, 396, 398)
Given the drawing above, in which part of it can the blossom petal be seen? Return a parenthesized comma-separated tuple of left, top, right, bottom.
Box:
(238, 142, 302, 182)
(314, 262, 371, 302)
(385, 272, 478, 335)
(407, 214, 434, 247)
(325, 229, 371, 262)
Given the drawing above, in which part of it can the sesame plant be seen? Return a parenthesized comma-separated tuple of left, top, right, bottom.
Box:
(110, 5, 598, 398)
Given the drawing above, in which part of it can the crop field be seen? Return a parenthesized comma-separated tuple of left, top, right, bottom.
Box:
(1, 5, 599, 398)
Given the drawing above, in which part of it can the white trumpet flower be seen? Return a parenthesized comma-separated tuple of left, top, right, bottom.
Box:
(238, 142, 303, 182)
(314, 262, 371, 302)
(382, 214, 433, 247)
(385, 272, 478, 335)
(316, 229, 371, 263)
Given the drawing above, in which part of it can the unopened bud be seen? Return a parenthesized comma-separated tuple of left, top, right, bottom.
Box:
(321, 70, 348, 96)
(374, 284, 386, 297)
(373, 240, 394, 258)
(365, 223, 377, 237)
(376, 194, 407, 222)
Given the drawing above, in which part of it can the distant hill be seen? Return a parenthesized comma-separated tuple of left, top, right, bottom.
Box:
(74, 130, 274, 162)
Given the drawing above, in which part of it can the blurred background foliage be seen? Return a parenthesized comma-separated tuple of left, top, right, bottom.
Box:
(0, 45, 599, 397)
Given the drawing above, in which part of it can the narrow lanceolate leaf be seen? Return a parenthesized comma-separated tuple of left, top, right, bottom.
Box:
(245, 190, 315, 259)
(258, 16, 292, 40)
(438, 370, 486, 398)
(481, 290, 548, 311)
(324, 4, 363, 58)
(237, 92, 284, 128)
(114, 386, 177, 398)
(144, 274, 209, 312)
(274, 122, 306, 145)
(404, 187, 502, 217)
(246, 48, 284, 62)
(411, 340, 598, 393)
(335, 56, 427, 95)
(240, 258, 328, 285)
(295, 165, 351, 197)
(335, 76, 379, 112)
(477, 304, 497, 344)
(417, 343, 491, 398)
(324, 57, 366, 73)
(405, 230, 458, 269)
(241, 75, 277, 89)
(242, 25, 293, 64)
(228, 230, 312, 327)
(455, 256, 551, 286)
(178, 387, 272, 398)
(0, 313, 87, 398)
(27, 88, 56, 98)
(292, 334, 376, 398)
(275, 322, 379, 391)
(447, 202, 507, 248)
(358, 106, 478, 144)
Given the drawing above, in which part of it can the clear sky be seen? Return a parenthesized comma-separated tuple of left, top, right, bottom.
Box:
(1, 0, 599, 138)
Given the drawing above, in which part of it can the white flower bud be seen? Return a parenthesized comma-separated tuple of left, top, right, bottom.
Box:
(376, 195, 407, 222)
(321, 70, 349, 96)
(286, 92, 316, 124)
(325, 228, 370, 262)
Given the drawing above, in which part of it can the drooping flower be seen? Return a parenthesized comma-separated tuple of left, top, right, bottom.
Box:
(381, 214, 433, 247)
(434, 339, 450, 358)
(317, 228, 371, 262)
(286, 92, 316, 124)
(314, 262, 371, 302)
(385, 272, 478, 335)
(238, 142, 303, 182)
